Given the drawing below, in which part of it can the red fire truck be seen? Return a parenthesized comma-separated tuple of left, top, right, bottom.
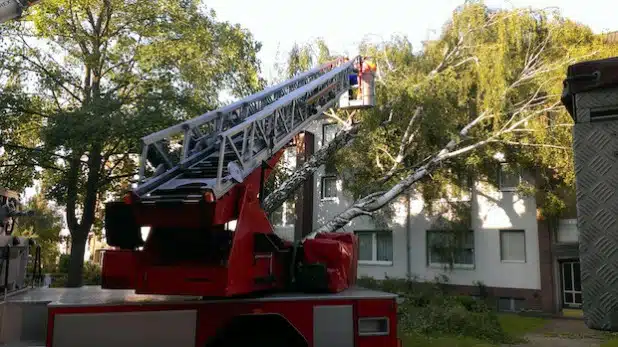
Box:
(0, 55, 401, 347)
(0, 0, 39, 23)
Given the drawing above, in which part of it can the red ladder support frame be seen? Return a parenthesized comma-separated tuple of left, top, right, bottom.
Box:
(102, 150, 288, 297)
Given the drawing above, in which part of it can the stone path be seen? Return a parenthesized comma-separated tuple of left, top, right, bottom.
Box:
(508, 319, 615, 347)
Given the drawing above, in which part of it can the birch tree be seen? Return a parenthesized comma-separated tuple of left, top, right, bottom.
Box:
(263, 3, 618, 235)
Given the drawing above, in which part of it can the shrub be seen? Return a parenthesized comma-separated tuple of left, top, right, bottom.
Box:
(359, 276, 513, 344)
(83, 262, 102, 285)
(49, 273, 68, 287)
(57, 254, 71, 273)
(46, 257, 102, 287)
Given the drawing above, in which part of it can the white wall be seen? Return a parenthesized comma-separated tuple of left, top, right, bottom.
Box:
(275, 117, 542, 291)
(403, 181, 541, 290)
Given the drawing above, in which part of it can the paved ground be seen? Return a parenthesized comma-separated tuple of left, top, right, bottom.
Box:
(509, 319, 615, 347)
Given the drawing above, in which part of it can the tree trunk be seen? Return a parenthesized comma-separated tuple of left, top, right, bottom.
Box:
(66, 230, 88, 287)
(263, 122, 360, 213)
(65, 143, 103, 288)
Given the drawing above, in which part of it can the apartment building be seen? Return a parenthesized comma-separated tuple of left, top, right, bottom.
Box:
(271, 116, 581, 315)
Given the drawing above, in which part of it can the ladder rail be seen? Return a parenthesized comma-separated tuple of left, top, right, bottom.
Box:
(134, 57, 350, 196)
(139, 59, 355, 200)
(141, 58, 344, 146)
(213, 60, 356, 192)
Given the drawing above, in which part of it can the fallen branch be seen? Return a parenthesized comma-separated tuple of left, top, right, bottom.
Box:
(380, 107, 423, 181)
(490, 140, 569, 150)
(262, 120, 361, 214)
(307, 96, 560, 236)
(307, 112, 492, 236)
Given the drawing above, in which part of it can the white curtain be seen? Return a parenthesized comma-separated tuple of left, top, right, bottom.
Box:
(357, 233, 373, 261)
(376, 232, 393, 262)
(500, 230, 525, 261)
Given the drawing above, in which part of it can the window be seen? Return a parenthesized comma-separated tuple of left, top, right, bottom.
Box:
(356, 230, 393, 264)
(562, 261, 582, 308)
(282, 146, 297, 170)
(270, 200, 296, 227)
(556, 219, 579, 243)
(498, 297, 526, 312)
(499, 163, 521, 191)
(500, 230, 526, 262)
(426, 230, 475, 268)
(321, 176, 337, 200)
(322, 123, 338, 145)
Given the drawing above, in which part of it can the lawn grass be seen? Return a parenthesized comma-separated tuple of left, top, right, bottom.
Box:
(401, 334, 495, 347)
(601, 338, 618, 347)
(400, 313, 548, 347)
(498, 314, 547, 337)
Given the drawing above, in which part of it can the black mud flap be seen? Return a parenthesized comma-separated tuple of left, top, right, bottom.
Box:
(104, 201, 144, 249)
(296, 263, 329, 293)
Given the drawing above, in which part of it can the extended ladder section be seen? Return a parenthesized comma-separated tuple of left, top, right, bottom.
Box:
(134, 56, 360, 203)
(103, 56, 376, 297)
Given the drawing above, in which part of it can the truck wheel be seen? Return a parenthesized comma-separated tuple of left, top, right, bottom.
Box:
(205, 314, 307, 347)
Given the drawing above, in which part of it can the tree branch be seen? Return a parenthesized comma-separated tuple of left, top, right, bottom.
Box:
(380, 107, 422, 181)
(0, 143, 87, 164)
(262, 120, 361, 214)
(0, 162, 65, 172)
(308, 113, 494, 236)
(489, 140, 569, 150)
(101, 172, 137, 186)
(16, 37, 83, 102)
(307, 99, 550, 237)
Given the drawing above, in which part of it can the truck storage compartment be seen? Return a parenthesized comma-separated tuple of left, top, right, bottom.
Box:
(300, 232, 358, 293)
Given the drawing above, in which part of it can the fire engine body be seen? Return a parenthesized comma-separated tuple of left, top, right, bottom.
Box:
(0, 188, 36, 294)
(0, 56, 401, 347)
(0, 0, 39, 23)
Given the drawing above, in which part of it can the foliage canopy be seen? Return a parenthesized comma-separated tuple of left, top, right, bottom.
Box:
(0, 0, 262, 285)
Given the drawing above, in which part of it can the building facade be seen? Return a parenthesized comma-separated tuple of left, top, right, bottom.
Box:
(271, 116, 581, 315)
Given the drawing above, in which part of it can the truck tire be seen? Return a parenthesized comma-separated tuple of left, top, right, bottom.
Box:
(205, 314, 307, 347)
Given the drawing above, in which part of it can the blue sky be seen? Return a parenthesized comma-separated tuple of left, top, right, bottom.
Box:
(205, 0, 616, 81)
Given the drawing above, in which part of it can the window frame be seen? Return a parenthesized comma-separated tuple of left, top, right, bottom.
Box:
(271, 200, 296, 227)
(282, 146, 297, 170)
(321, 175, 338, 200)
(355, 230, 393, 266)
(499, 229, 527, 263)
(426, 229, 475, 269)
(555, 218, 579, 244)
(497, 297, 526, 312)
(498, 162, 522, 192)
(322, 122, 338, 146)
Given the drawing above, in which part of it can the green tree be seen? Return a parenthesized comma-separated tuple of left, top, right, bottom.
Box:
(0, 0, 262, 286)
(264, 2, 618, 238)
(14, 193, 63, 272)
(272, 38, 334, 83)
